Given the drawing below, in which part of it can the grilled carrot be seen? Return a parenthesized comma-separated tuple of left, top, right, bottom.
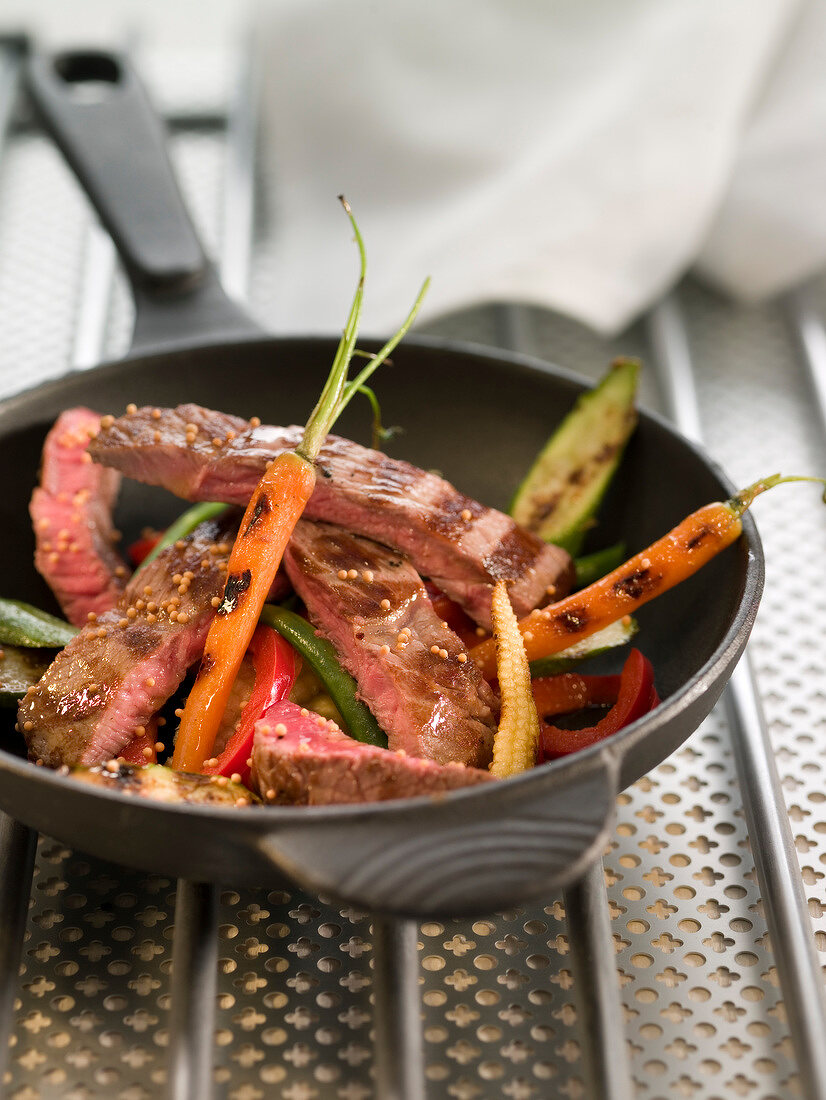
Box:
(472, 475, 825, 680)
(488, 580, 540, 778)
(171, 455, 315, 770)
(172, 200, 429, 772)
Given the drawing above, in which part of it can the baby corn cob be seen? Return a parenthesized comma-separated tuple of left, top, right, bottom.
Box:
(489, 580, 541, 778)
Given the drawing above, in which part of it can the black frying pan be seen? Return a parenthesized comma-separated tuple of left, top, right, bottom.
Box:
(0, 50, 762, 918)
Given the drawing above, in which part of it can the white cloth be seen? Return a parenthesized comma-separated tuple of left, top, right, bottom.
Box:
(257, 0, 823, 336)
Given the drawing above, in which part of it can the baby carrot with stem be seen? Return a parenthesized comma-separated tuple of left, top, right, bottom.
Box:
(472, 474, 826, 680)
(172, 199, 429, 772)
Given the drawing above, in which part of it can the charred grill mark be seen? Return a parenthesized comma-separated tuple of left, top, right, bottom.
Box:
(483, 528, 539, 583)
(197, 652, 215, 679)
(613, 569, 655, 600)
(426, 493, 485, 538)
(533, 443, 622, 524)
(80, 762, 143, 791)
(596, 440, 620, 463)
(217, 569, 252, 616)
(243, 493, 271, 536)
(308, 528, 414, 619)
(343, 589, 391, 620)
(556, 608, 589, 633)
(120, 622, 162, 658)
(317, 464, 332, 479)
(108, 762, 139, 785)
(530, 491, 562, 526)
(685, 526, 711, 551)
(359, 451, 412, 492)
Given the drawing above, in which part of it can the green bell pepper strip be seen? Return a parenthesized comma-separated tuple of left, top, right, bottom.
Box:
(260, 605, 388, 748)
(0, 599, 78, 648)
(0, 645, 53, 706)
(573, 542, 626, 588)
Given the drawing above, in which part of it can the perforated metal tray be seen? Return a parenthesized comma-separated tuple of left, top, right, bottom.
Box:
(1, 35, 826, 1100)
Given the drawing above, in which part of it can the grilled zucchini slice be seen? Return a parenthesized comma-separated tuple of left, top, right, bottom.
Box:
(511, 358, 640, 555)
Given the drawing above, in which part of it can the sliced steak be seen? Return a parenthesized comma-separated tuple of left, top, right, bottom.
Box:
(31, 408, 129, 626)
(284, 520, 498, 768)
(18, 514, 238, 768)
(251, 700, 493, 805)
(90, 404, 574, 627)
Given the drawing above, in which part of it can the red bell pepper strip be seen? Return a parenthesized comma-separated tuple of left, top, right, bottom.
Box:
(127, 531, 162, 567)
(202, 625, 300, 785)
(537, 648, 658, 760)
(532, 671, 621, 716)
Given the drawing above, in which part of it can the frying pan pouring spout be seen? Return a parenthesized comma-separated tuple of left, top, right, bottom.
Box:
(0, 49, 763, 915)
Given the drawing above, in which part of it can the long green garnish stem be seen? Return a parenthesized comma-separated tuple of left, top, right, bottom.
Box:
(730, 474, 826, 516)
(298, 197, 368, 463)
(339, 277, 430, 412)
(354, 383, 400, 451)
(298, 197, 429, 463)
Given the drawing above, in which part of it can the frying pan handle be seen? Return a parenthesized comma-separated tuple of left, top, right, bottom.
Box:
(257, 751, 620, 918)
(25, 49, 262, 354)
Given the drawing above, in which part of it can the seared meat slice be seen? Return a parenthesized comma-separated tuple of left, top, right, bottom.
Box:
(284, 521, 498, 768)
(251, 701, 493, 805)
(31, 408, 129, 625)
(18, 514, 237, 768)
(90, 404, 574, 627)
(91, 404, 250, 501)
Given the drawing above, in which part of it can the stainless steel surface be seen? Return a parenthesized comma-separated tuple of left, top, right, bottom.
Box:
(1, 27, 826, 1100)
(725, 658, 826, 1100)
(219, 38, 257, 303)
(372, 919, 426, 1100)
(647, 289, 826, 1100)
(563, 863, 633, 1100)
(0, 37, 25, 148)
(168, 882, 219, 1100)
(787, 281, 826, 438)
(645, 295, 703, 444)
(71, 224, 115, 371)
(0, 814, 36, 1082)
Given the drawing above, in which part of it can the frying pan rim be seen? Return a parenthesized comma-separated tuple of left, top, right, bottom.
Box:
(0, 332, 763, 825)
